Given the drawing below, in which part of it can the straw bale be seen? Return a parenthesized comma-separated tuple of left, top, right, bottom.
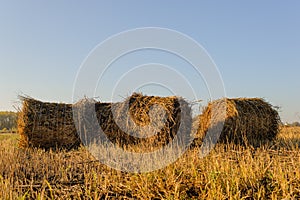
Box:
(18, 93, 192, 151)
(193, 98, 280, 147)
(18, 97, 81, 150)
(73, 93, 192, 151)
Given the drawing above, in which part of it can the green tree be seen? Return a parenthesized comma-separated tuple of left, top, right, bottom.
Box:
(291, 121, 300, 127)
(0, 111, 17, 131)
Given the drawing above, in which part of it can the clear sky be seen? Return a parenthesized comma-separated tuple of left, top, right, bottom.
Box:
(0, 1, 299, 122)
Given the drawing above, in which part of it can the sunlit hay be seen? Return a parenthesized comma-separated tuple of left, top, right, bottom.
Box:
(18, 93, 192, 151)
(18, 97, 81, 150)
(73, 93, 192, 152)
(194, 98, 280, 147)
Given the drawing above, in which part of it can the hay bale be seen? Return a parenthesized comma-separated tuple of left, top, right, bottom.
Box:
(19, 93, 192, 151)
(73, 93, 192, 151)
(194, 98, 280, 147)
(18, 97, 81, 150)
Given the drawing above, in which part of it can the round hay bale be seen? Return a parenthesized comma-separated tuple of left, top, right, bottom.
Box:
(73, 93, 192, 152)
(194, 98, 281, 147)
(18, 93, 193, 151)
(18, 97, 81, 150)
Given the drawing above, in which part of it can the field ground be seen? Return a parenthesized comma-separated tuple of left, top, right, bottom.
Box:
(0, 133, 19, 143)
(0, 127, 300, 199)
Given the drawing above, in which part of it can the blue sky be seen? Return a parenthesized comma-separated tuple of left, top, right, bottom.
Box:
(0, 1, 299, 122)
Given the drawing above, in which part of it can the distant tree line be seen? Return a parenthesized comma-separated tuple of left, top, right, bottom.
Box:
(0, 111, 17, 132)
(290, 121, 300, 127)
(284, 121, 300, 127)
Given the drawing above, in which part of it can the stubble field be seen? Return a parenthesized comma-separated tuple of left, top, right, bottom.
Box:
(0, 126, 299, 199)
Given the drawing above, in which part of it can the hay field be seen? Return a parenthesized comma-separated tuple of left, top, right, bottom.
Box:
(0, 127, 299, 199)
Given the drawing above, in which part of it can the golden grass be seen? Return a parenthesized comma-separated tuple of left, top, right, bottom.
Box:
(0, 133, 19, 142)
(0, 127, 299, 199)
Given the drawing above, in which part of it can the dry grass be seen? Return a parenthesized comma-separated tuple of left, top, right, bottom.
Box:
(0, 127, 299, 199)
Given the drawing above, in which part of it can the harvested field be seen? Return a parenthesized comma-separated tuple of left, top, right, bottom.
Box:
(0, 126, 299, 199)
(194, 98, 281, 147)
